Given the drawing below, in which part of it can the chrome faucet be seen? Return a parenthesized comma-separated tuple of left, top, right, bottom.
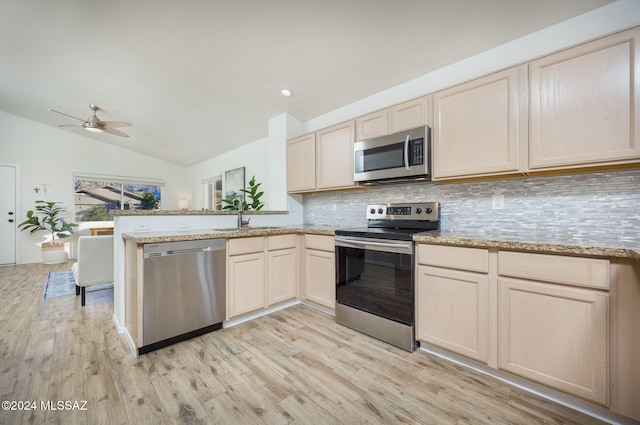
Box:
(237, 213, 251, 228)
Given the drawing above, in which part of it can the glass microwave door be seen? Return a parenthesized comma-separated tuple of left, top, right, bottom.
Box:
(355, 142, 405, 173)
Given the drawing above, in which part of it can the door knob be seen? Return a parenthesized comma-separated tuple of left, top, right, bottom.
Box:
(8, 211, 13, 215)
(8, 219, 14, 223)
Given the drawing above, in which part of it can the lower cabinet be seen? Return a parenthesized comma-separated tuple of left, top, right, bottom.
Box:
(267, 236, 298, 306)
(416, 265, 488, 363)
(498, 277, 608, 405)
(416, 244, 616, 409)
(227, 237, 266, 319)
(416, 245, 490, 363)
(304, 234, 335, 310)
(227, 235, 299, 320)
(497, 250, 610, 405)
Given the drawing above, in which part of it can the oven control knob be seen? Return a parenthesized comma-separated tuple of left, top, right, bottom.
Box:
(416, 208, 422, 214)
(370, 208, 376, 214)
(378, 208, 384, 214)
(425, 208, 433, 214)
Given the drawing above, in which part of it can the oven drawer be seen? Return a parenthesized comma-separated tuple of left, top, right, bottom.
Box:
(417, 244, 488, 273)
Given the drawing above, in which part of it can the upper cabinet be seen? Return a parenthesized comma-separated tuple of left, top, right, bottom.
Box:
(356, 97, 429, 141)
(389, 96, 429, 133)
(357, 109, 388, 140)
(433, 65, 527, 180)
(290, 26, 640, 191)
(286, 133, 316, 192)
(316, 121, 356, 190)
(529, 27, 640, 170)
(286, 120, 356, 193)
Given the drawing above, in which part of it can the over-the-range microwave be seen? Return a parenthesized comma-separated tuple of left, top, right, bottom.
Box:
(354, 126, 431, 184)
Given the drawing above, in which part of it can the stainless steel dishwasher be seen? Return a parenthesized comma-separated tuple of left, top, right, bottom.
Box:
(141, 238, 225, 354)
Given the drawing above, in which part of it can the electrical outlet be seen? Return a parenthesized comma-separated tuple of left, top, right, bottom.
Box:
(492, 194, 504, 210)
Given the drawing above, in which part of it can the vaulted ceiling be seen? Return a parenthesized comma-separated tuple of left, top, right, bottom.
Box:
(0, 0, 612, 166)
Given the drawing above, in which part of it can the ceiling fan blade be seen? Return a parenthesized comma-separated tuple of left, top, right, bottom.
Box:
(104, 127, 129, 137)
(58, 124, 84, 128)
(49, 108, 87, 123)
(100, 120, 131, 128)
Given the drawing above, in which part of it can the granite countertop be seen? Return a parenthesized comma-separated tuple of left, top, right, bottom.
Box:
(122, 224, 640, 260)
(122, 225, 335, 244)
(413, 231, 640, 260)
(114, 209, 289, 216)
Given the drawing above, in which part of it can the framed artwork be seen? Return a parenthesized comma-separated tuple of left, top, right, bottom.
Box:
(224, 166, 245, 206)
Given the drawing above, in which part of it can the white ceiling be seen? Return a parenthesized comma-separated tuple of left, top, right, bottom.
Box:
(0, 0, 613, 167)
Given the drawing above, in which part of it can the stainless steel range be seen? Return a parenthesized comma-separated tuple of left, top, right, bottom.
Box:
(335, 202, 440, 352)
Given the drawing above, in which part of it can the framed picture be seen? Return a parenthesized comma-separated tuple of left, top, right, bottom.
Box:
(224, 166, 245, 207)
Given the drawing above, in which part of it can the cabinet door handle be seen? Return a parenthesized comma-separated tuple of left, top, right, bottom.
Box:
(8, 219, 14, 223)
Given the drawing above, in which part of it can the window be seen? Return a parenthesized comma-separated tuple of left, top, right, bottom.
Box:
(202, 175, 222, 210)
(74, 173, 164, 222)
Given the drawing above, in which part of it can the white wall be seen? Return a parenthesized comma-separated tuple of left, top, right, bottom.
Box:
(0, 110, 188, 263)
(186, 136, 270, 210)
(186, 113, 305, 222)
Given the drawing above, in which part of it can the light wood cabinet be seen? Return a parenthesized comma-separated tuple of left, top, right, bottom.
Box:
(286, 133, 316, 192)
(498, 277, 608, 405)
(286, 121, 355, 193)
(417, 265, 488, 362)
(267, 235, 298, 306)
(316, 121, 356, 190)
(390, 96, 429, 133)
(356, 97, 429, 141)
(228, 250, 266, 319)
(228, 235, 299, 320)
(416, 244, 490, 362)
(529, 27, 640, 170)
(432, 65, 527, 180)
(356, 109, 388, 139)
(304, 235, 335, 310)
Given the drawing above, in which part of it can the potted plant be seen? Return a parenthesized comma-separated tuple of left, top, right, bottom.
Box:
(222, 175, 265, 211)
(18, 200, 78, 264)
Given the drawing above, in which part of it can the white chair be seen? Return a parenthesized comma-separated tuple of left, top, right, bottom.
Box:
(71, 235, 114, 306)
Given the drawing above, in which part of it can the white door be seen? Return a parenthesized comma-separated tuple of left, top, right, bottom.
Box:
(0, 165, 17, 265)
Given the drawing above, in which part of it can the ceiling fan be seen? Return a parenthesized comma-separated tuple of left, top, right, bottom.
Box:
(49, 104, 131, 137)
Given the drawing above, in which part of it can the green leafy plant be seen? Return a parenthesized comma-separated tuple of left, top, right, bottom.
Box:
(18, 200, 78, 246)
(222, 192, 242, 211)
(221, 175, 265, 211)
(240, 175, 264, 211)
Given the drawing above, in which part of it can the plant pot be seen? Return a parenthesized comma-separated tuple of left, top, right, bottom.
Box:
(41, 242, 69, 264)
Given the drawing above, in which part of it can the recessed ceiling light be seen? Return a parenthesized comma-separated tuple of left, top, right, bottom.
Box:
(280, 88, 292, 97)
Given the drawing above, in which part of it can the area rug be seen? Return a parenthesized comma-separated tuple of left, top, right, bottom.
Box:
(43, 270, 113, 300)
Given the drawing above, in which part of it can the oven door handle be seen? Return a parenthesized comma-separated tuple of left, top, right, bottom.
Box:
(335, 238, 413, 254)
(404, 134, 410, 171)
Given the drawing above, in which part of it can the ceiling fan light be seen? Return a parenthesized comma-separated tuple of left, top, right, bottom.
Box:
(280, 88, 292, 97)
(83, 123, 104, 133)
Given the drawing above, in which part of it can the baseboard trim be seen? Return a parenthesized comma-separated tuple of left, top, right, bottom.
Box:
(418, 342, 636, 425)
(224, 299, 302, 328)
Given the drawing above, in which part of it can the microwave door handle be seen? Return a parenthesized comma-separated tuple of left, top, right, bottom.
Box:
(404, 134, 410, 171)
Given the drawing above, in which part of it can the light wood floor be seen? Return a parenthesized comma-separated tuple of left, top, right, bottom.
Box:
(0, 262, 609, 425)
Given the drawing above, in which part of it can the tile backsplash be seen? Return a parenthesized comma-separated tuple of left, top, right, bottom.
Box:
(303, 169, 640, 247)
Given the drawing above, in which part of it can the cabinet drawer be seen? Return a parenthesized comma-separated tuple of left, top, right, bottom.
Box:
(228, 237, 265, 256)
(267, 234, 297, 251)
(305, 234, 334, 252)
(417, 244, 488, 273)
(498, 251, 610, 289)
